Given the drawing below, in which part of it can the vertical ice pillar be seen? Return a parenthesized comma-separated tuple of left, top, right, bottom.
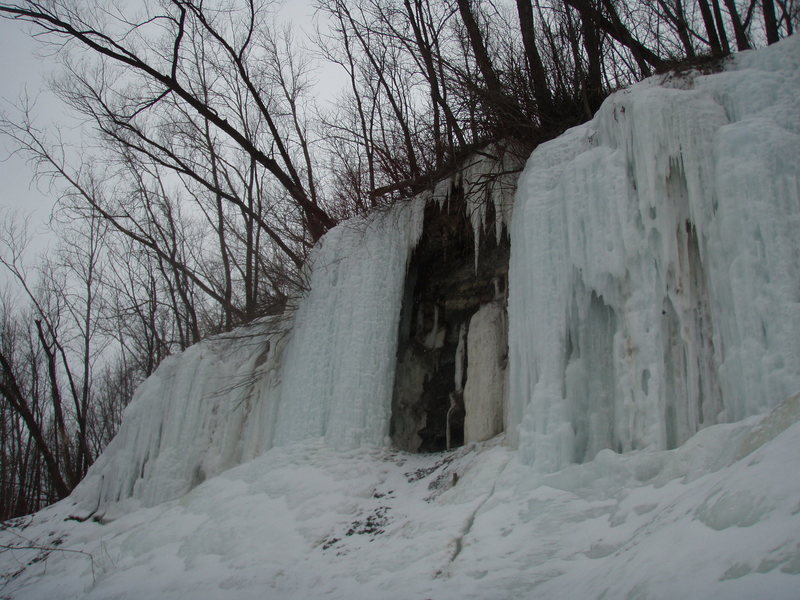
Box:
(463, 302, 507, 443)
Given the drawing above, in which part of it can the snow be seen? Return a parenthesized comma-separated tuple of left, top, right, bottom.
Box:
(508, 36, 800, 471)
(2, 395, 800, 599)
(2, 37, 800, 599)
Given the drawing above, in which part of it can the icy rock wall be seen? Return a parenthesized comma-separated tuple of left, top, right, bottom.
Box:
(508, 37, 800, 472)
(73, 200, 425, 510)
(389, 188, 512, 453)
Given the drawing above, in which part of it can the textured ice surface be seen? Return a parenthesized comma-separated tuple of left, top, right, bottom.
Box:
(273, 200, 425, 449)
(463, 301, 507, 443)
(508, 36, 800, 471)
(73, 199, 425, 510)
(74, 322, 285, 511)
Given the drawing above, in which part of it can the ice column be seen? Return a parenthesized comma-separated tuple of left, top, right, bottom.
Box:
(274, 198, 426, 449)
(463, 301, 507, 443)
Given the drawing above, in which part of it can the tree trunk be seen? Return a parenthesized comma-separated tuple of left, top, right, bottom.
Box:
(0, 352, 71, 500)
(696, 0, 725, 56)
(457, 0, 505, 98)
(710, 0, 731, 54)
(723, 0, 752, 49)
(515, 0, 554, 117)
(565, 0, 666, 72)
(762, 0, 780, 43)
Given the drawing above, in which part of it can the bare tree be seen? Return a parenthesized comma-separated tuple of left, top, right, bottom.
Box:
(0, 213, 108, 509)
(0, 0, 336, 241)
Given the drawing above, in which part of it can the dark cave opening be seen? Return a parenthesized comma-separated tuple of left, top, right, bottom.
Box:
(390, 190, 510, 453)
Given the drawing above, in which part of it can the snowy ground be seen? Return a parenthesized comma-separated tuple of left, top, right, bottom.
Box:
(2, 393, 799, 599)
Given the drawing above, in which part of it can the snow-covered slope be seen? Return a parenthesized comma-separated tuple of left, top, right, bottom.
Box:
(2, 396, 800, 599)
(1, 37, 799, 599)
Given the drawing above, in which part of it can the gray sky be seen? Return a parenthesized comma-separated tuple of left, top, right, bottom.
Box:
(0, 1, 339, 290)
(0, 17, 60, 241)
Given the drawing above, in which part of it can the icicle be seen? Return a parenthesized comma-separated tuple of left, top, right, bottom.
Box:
(446, 392, 460, 450)
(433, 176, 452, 207)
(463, 153, 488, 273)
(492, 277, 502, 300)
(455, 323, 467, 393)
(424, 305, 440, 349)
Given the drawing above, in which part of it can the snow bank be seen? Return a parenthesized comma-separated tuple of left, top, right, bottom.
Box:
(3, 394, 800, 599)
(508, 37, 800, 471)
(74, 200, 425, 510)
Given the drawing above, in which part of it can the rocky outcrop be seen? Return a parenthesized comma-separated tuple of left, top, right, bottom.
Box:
(391, 188, 510, 452)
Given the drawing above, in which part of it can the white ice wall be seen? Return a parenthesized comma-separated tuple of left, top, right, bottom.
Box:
(74, 323, 285, 510)
(464, 301, 507, 443)
(508, 37, 800, 472)
(73, 200, 425, 511)
(273, 201, 425, 449)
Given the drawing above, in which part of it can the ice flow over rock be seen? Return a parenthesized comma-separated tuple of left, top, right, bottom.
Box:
(74, 37, 800, 512)
(74, 201, 426, 510)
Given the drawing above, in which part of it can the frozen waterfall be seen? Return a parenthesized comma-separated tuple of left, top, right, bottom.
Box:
(73, 200, 425, 511)
(74, 37, 800, 512)
(507, 37, 800, 471)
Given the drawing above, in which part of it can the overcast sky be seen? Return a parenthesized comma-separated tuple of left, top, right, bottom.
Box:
(0, 17, 61, 243)
(0, 2, 337, 290)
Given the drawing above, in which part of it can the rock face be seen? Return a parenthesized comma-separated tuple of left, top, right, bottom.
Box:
(390, 191, 510, 452)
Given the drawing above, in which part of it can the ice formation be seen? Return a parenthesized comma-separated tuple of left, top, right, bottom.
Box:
(74, 200, 425, 510)
(272, 201, 425, 449)
(463, 301, 507, 443)
(508, 37, 800, 471)
(419, 142, 520, 270)
(74, 324, 284, 509)
(74, 36, 800, 512)
(459, 144, 520, 270)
